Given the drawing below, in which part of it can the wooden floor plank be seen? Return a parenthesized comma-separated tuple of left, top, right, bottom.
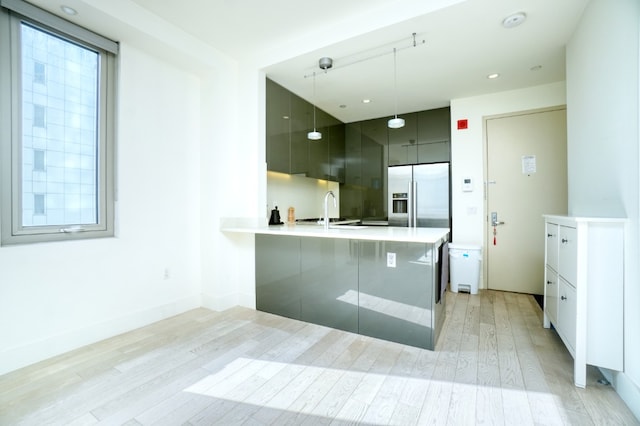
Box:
(1, 290, 638, 426)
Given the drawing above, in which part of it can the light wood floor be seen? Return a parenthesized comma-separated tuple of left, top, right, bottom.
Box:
(1, 290, 637, 425)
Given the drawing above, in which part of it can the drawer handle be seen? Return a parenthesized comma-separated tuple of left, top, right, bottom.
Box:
(561, 295, 567, 301)
(547, 280, 553, 285)
(547, 233, 554, 238)
(561, 238, 569, 243)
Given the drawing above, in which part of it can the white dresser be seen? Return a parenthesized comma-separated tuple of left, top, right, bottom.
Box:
(543, 215, 625, 388)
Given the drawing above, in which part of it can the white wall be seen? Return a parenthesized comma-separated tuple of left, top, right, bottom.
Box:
(566, 0, 640, 416)
(450, 82, 567, 288)
(0, 43, 204, 374)
(200, 63, 263, 311)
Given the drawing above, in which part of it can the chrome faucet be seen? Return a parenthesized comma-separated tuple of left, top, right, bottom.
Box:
(323, 190, 336, 230)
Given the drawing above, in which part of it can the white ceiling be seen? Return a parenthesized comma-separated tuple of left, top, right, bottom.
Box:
(25, 0, 589, 123)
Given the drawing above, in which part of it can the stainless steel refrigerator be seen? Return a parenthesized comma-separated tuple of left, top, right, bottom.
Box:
(388, 162, 450, 228)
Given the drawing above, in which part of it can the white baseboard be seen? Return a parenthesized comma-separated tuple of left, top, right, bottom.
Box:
(612, 370, 640, 421)
(201, 291, 254, 311)
(0, 295, 201, 376)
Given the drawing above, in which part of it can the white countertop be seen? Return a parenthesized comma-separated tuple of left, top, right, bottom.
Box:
(221, 218, 450, 244)
(543, 214, 627, 223)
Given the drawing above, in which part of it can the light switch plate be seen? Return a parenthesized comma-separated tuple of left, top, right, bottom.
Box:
(387, 252, 396, 268)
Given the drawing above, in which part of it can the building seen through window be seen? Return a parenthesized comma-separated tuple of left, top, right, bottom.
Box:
(20, 24, 99, 227)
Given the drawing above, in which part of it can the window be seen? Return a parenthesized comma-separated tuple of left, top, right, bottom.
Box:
(33, 104, 45, 128)
(33, 149, 45, 171)
(33, 61, 45, 84)
(1, 0, 118, 245)
(33, 193, 45, 215)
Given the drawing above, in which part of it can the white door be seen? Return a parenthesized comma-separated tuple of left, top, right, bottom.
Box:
(485, 108, 567, 294)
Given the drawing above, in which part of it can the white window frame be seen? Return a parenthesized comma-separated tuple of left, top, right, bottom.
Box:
(0, 0, 117, 245)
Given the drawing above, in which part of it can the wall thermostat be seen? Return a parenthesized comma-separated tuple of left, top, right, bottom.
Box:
(462, 177, 473, 192)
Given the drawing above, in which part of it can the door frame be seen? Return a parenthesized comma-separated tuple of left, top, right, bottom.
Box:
(482, 105, 567, 291)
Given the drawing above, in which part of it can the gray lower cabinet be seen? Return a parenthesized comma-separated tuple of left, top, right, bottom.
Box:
(255, 235, 302, 319)
(255, 234, 358, 333)
(256, 234, 444, 350)
(300, 238, 358, 333)
(358, 240, 437, 350)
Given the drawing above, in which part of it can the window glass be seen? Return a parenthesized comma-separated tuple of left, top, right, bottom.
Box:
(21, 23, 99, 227)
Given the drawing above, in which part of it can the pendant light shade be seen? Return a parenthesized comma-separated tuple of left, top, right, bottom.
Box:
(388, 117, 405, 128)
(388, 47, 405, 129)
(307, 72, 322, 140)
(307, 130, 322, 140)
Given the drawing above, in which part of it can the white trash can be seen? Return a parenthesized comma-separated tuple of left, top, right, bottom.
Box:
(449, 244, 482, 294)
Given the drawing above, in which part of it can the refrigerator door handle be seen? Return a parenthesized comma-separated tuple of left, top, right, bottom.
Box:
(407, 180, 413, 227)
(412, 180, 418, 228)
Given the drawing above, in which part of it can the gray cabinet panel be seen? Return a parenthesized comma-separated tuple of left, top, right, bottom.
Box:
(358, 240, 435, 349)
(340, 122, 364, 219)
(361, 118, 386, 220)
(388, 112, 418, 166)
(300, 238, 358, 333)
(307, 109, 329, 180)
(417, 107, 451, 164)
(255, 234, 301, 320)
(290, 94, 311, 175)
(265, 79, 290, 174)
(329, 116, 345, 183)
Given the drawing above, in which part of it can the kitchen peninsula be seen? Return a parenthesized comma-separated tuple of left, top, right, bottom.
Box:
(222, 220, 450, 350)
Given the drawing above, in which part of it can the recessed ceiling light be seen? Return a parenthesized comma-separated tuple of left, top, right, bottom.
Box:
(487, 73, 500, 79)
(502, 12, 526, 28)
(282, 115, 289, 120)
(60, 5, 77, 15)
(339, 105, 347, 109)
(530, 65, 542, 71)
(362, 99, 371, 104)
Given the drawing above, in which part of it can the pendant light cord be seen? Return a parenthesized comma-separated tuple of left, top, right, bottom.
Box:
(393, 47, 398, 119)
(312, 72, 317, 131)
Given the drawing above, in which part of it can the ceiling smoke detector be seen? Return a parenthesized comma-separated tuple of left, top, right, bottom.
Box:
(502, 12, 526, 28)
(319, 57, 333, 70)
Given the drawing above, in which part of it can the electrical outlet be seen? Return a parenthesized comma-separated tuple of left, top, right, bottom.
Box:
(387, 252, 396, 268)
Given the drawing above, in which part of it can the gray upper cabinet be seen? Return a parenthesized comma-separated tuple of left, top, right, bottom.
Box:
(328, 115, 345, 183)
(417, 107, 451, 164)
(344, 123, 362, 187)
(387, 107, 451, 166)
(266, 78, 344, 182)
(265, 79, 290, 174)
(388, 112, 418, 166)
(290, 93, 311, 175)
(360, 118, 387, 220)
(307, 108, 329, 180)
(340, 118, 387, 221)
(307, 108, 345, 183)
(340, 122, 363, 219)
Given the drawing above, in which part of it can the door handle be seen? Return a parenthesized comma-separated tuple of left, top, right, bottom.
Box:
(490, 211, 505, 226)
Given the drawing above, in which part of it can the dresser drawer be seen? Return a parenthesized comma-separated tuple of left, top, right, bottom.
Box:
(558, 225, 577, 285)
(558, 277, 577, 354)
(544, 265, 559, 326)
(545, 222, 559, 272)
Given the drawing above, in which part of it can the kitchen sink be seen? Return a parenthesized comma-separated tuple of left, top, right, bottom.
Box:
(296, 218, 362, 226)
(330, 224, 368, 229)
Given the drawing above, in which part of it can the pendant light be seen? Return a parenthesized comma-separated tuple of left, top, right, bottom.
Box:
(307, 72, 322, 140)
(388, 47, 405, 129)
